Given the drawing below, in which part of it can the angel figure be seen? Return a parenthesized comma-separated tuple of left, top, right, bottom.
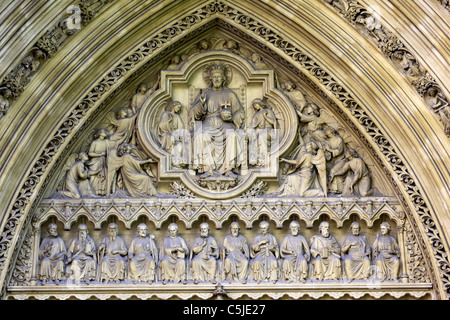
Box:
(277, 141, 327, 197)
(87, 128, 127, 196)
(105, 107, 138, 144)
(107, 143, 158, 197)
(248, 98, 277, 167)
(130, 75, 160, 113)
(157, 101, 191, 168)
(280, 80, 307, 112)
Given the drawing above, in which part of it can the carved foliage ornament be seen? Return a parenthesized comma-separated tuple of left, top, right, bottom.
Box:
(0, 0, 112, 119)
(323, 0, 450, 137)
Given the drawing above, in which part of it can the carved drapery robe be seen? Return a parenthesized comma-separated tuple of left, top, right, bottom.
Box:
(107, 112, 137, 144)
(248, 108, 277, 167)
(325, 134, 346, 194)
(372, 235, 400, 281)
(277, 150, 325, 197)
(223, 234, 249, 282)
(333, 156, 372, 196)
(159, 236, 189, 283)
(109, 152, 157, 197)
(99, 236, 128, 282)
(310, 234, 341, 280)
(280, 234, 310, 282)
(191, 88, 245, 173)
(88, 138, 122, 195)
(191, 235, 219, 282)
(38, 236, 66, 282)
(67, 236, 97, 283)
(128, 236, 158, 283)
(157, 110, 191, 167)
(342, 235, 371, 280)
(250, 233, 279, 282)
(61, 161, 96, 198)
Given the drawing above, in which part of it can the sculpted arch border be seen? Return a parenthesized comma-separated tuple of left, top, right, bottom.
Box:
(0, 0, 448, 299)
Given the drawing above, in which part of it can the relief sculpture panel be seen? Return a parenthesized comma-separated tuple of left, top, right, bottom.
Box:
(8, 39, 432, 299)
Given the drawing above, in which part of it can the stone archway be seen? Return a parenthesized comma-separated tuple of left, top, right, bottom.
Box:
(0, 0, 448, 300)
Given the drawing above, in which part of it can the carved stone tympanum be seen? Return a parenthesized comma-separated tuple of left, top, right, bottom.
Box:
(10, 38, 433, 300)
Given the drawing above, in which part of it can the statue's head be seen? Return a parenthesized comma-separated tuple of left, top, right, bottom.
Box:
(319, 221, 330, 237)
(252, 98, 265, 110)
(108, 223, 119, 237)
(230, 222, 240, 237)
(289, 221, 300, 236)
(137, 82, 148, 93)
(168, 223, 179, 237)
(350, 222, 361, 236)
(137, 223, 148, 237)
(380, 222, 391, 235)
(199, 222, 210, 237)
(259, 221, 270, 234)
(78, 223, 88, 239)
(47, 223, 58, 236)
(203, 63, 232, 88)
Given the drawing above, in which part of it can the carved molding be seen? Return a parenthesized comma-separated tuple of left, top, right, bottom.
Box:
(0, 0, 448, 299)
(36, 197, 401, 230)
(321, 0, 450, 137)
(0, 0, 113, 119)
(6, 282, 432, 300)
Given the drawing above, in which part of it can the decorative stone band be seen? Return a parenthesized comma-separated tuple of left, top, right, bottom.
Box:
(6, 282, 433, 300)
(321, 0, 450, 137)
(0, 0, 448, 299)
(36, 196, 402, 230)
(0, 0, 113, 119)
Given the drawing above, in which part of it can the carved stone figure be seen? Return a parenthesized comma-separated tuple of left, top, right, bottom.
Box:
(106, 107, 138, 144)
(342, 222, 371, 282)
(130, 77, 159, 114)
(248, 98, 277, 167)
(108, 143, 158, 197)
(427, 86, 448, 112)
(190, 62, 245, 178)
(98, 223, 128, 284)
(128, 223, 159, 284)
(323, 127, 346, 194)
(38, 223, 67, 285)
(250, 221, 279, 283)
(310, 221, 341, 281)
(66, 223, 97, 285)
(250, 53, 270, 70)
(372, 222, 400, 282)
(60, 152, 97, 198)
(157, 101, 191, 168)
(191, 222, 219, 284)
(87, 128, 126, 196)
(280, 221, 310, 283)
(160, 223, 189, 284)
(0, 88, 12, 119)
(277, 141, 326, 197)
(296, 103, 328, 144)
(167, 55, 182, 70)
(281, 80, 307, 112)
(329, 148, 373, 196)
(223, 222, 250, 283)
(394, 51, 420, 77)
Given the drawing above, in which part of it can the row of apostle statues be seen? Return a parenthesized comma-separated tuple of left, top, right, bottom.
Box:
(37, 220, 401, 285)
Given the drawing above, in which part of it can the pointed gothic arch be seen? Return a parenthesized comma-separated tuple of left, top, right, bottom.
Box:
(0, 0, 448, 299)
